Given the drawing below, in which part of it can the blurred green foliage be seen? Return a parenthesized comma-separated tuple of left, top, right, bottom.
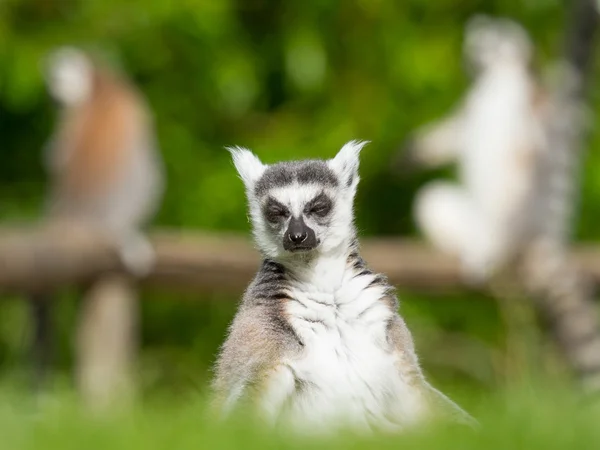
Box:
(0, 0, 598, 400)
(0, 386, 598, 449)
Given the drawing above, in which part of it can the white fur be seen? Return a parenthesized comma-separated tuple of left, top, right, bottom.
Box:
(414, 18, 545, 282)
(260, 252, 427, 433)
(328, 140, 369, 190)
(228, 146, 266, 192)
(46, 46, 93, 106)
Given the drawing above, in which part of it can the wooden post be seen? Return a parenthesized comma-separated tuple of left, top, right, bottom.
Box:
(75, 273, 138, 411)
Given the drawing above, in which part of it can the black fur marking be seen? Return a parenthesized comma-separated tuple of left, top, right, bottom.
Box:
(307, 297, 331, 307)
(265, 261, 285, 274)
(254, 160, 338, 196)
(266, 291, 290, 300)
(368, 275, 387, 288)
(288, 297, 308, 308)
(301, 317, 329, 328)
(346, 173, 354, 187)
(254, 259, 287, 287)
(350, 251, 370, 272)
(346, 250, 398, 310)
(363, 378, 379, 400)
(264, 197, 290, 224)
(245, 260, 304, 347)
(271, 314, 304, 347)
(250, 262, 288, 297)
(293, 375, 309, 393)
(304, 192, 333, 221)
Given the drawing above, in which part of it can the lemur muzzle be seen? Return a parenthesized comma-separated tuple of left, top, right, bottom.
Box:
(284, 216, 317, 251)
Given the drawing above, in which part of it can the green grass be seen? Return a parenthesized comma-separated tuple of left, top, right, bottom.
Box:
(0, 385, 596, 450)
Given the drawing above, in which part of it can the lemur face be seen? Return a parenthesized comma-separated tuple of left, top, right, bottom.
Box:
(255, 161, 337, 255)
(230, 141, 367, 260)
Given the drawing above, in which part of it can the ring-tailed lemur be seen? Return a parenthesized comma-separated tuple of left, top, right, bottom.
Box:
(404, 15, 549, 284)
(213, 141, 476, 433)
(33, 46, 164, 398)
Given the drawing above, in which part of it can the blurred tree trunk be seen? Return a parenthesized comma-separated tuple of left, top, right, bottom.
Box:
(523, 0, 600, 393)
(76, 274, 138, 411)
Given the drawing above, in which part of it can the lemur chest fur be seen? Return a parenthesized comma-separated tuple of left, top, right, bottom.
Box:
(286, 280, 392, 386)
(272, 263, 422, 430)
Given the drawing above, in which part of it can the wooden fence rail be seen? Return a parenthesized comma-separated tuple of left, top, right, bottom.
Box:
(3, 224, 600, 409)
(1, 224, 600, 294)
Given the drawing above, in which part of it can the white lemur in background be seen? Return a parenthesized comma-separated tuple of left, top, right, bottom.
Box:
(213, 141, 476, 433)
(31, 46, 164, 393)
(403, 15, 550, 284)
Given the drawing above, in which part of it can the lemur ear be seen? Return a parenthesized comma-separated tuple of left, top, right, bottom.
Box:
(228, 146, 266, 192)
(329, 140, 369, 189)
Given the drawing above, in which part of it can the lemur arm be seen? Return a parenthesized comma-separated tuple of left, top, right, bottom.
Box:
(212, 306, 288, 416)
(386, 313, 478, 428)
(406, 110, 466, 168)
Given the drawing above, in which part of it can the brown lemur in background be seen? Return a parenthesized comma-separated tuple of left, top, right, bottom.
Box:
(32, 47, 164, 400)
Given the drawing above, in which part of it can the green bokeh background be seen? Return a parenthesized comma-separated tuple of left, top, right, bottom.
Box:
(0, 0, 598, 404)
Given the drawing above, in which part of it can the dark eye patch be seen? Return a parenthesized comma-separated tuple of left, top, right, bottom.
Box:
(264, 197, 290, 224)
(304, 193, 332, 218)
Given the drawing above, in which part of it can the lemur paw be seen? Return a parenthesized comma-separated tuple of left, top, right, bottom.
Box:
(118, 234, 155, 278)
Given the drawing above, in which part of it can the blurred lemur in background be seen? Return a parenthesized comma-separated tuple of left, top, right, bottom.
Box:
(213, 141, 476, 433)
(400, 15, 551, 284)
(32, 46, 164, 396)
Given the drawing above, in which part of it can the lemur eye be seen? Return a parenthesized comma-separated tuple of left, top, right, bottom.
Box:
(305, 193, 332, 218)
(264, 198, 290, 224)
(310, 203, 331, 217)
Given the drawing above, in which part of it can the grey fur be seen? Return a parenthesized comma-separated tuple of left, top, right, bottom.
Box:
(212, 260, 304, 410)
(254, 160, 338, 197)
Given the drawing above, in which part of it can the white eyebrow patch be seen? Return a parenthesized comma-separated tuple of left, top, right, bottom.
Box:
(269, 184, 326, 217)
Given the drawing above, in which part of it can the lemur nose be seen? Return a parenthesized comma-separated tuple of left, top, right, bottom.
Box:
(284, 216, 316, 252)
(289, 230, 308, 243)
